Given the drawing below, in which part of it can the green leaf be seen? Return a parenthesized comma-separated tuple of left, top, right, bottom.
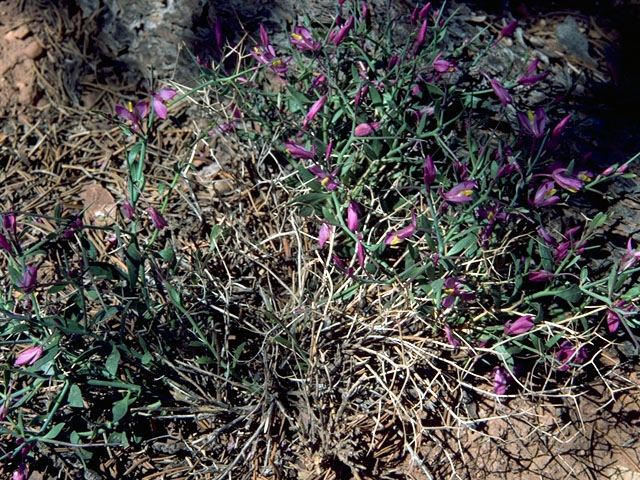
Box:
(47, 284, 67, 294)
(88, 262, 126, 281)
(321, 206, 338, 225)
(369, 87, 383, 109)
(588, 212, 607, 232)
(539, 244, 554, 272)
(291, 193, 328, 208)
(555, 285, 582, 304)
(545, 333, 564, 349)
(158, 247, 175, 263)
(424, 83, 445, 97)
(447, 234, 475, 257)
(68, 384, 84, 408)
(125, 243, 143, 287)
(105, 344, 120, 378)
(70, 431, 92, 460)
(623, 282, 640, 301)
(43, 423, 65, 440)
(164, 282, 182, 307)
(111, 394, 131, 424)
(209, 224, 223, 251)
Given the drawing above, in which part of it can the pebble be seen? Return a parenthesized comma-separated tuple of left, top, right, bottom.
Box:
(4, 25, 30, 41)
(24, 40, 43, 59)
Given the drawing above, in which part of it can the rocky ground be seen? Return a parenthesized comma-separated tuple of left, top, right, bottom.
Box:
(1, 0, 639, 479)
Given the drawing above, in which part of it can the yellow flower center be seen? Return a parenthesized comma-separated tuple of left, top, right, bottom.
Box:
(444, 288, 455, 294)
(273, 59, 282, 67)
(461, 189, 473, 196)
(321, 177, 330, 186)
(127, 101, 134, 112)
(389, 235, 401, 246)
(291, 33, 303, 41)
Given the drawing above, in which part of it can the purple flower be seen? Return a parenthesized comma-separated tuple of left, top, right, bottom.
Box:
(555, 340, 588, 371)
(285, 141, 316, 160)
(303, 94, 328, 129)
(354, 121, 381, 137)
(347, 201, 360, 232)
(62, 216, 83, 239)
(354, 84, 369, 106)
(332, 254, 354, 276)
(360, 1, 368, 22)
(432, 53, 456, 73)
(14, 345, 43, 366)
(151, 88, 177, 120)
(524, 59, 539, 75)
(607, 300, 634, 333)
(148, 207, 168, 231)
(481, 72, 512, 107)
(518, 108, 547, 138)
(454, 160, 468, 180)
(309, 165, 340, 190)
(440, 181, 477, 204)
(0, 232, 11, 253)
(414, 20, 428, 52)
(547, 114, 572, 149)
(356, 238, 365, 267)
(551, 168, 583, 193)
(3, 213, 16, 235)
(387, 55, 400, 71)
(114, 100, 149, 133)
(492, 366, 511, 395)
(537, 226, 557, 247)
(385, 210, 418, 246)
(529, 181, 559, 208)
(517, 72, 551, 86)
(318, 222, 332, 248)
(309, 74, 327, 93)
(423, 155, 436, 187)
(419, 2, 432, 20)
(442, 277, 475, 308)
(290, 26, 321, 51)
(620, 238, 640, 271)
(499, 19, 518, 37)
(410, 7, 419, 25)
(504, 315, 534, 335)
(209, 104, 242, 135)
(121, 201, 135, 220)
(552, 226, 584, 262)
(517, 59, 550, 86)
(607, 309, 620, 334)
(444, 324, 461, 347)
(252, 25, 289, 77)
(528, 270, 557, 282)
(18, 265, 38, 293)
(331, 15, 354, 45)
(12, 463, 28, 480)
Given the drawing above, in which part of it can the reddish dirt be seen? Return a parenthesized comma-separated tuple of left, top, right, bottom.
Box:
(0, 4, 45, 109)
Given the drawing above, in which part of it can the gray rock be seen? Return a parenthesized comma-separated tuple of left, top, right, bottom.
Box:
(555, 16, 597, 68)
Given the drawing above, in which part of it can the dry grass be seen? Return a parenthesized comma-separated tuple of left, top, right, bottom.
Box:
(1, 2, 639, 480)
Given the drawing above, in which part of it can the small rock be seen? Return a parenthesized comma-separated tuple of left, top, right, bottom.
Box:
(24, 40, 44, 59)
(16, 81, 35, 105)
(556, 16, 597, 68)
(4, 25, 31, 41)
